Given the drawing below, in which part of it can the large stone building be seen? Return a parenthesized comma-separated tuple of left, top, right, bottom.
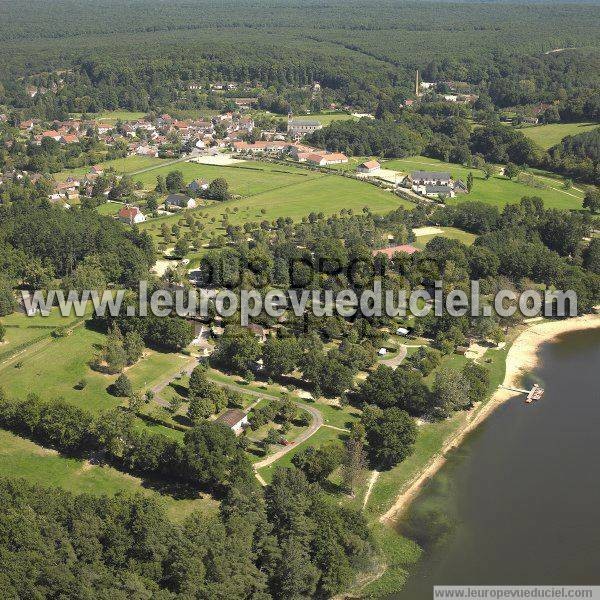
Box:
(287, 116, 322, 139)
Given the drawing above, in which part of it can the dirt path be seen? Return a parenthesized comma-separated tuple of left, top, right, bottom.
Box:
(379, 345, 407, 369)
(362, 470, 380, 510)
(253, 401, 323, 469)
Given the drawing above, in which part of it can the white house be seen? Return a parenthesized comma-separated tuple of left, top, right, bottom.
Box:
(357, 160, 381, 174)
(216, 409, 249, 435)
(118, 205, 146, 224)
(165, 194, 197, 210)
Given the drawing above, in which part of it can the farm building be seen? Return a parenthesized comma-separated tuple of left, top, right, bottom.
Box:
(357, 160, 381, 173)
(216, 409, 249, 435)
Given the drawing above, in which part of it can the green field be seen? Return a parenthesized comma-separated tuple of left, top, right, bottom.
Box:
(383, 156, 585, 210)
(0, 323, 190, 415)
(0, 428, 214, 521)
(141, 169, 412, 243)
(518, 122, 598, 149)
(412, 226, 477, 249)
(55, 155, 168, 181)
(133, 159, 319, 195)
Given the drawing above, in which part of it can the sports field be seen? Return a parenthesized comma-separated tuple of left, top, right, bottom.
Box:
(517, 122, 598, 149)
(382, 156, 585, 210)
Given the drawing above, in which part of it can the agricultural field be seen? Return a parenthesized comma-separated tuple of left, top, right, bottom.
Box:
(140, 169, 412, 243)
(517, 122, 598, 149)
(0, 429, 215, 522)
(132, 159, 319, 194)
(382, 156, 586, 210)
(54, 155, 167, 182)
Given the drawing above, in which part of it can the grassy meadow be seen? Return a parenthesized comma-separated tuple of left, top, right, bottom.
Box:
(0, 322, 189, 415)
(517, 122, 598, 149)
(382, 156, 585, 210)
(0, 429, 215, 522)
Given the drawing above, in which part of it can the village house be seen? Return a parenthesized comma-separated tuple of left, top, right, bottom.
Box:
(118, 205, 146, 225)
(187, 179, 209, 193)
(287, 116, 322, 139)
(357, 160, 381, 173)
(165, 193, 197, 210)
(215, 408, 249, 435)
(306, 152, 348, 166)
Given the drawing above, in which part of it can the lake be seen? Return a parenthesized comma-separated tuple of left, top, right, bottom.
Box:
(394, 327, 600, 599)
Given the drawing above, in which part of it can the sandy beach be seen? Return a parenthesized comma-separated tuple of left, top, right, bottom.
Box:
(380, 314, 600, 524)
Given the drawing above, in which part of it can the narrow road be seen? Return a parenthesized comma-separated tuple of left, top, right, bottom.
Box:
(379, 345, 407, 369)
(253, 401, 323, 469)
(150, 362, 324, 471)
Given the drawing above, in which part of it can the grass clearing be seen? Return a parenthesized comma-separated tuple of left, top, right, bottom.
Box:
(383, 156, 585, 210)
(0, 428, 215, 522)
(412, 226, 477, 249)
(257, 426, 347, 484)
(141, 171, 411, 243)
(0, 323, 190, 415)
(517, 122, 598, 149)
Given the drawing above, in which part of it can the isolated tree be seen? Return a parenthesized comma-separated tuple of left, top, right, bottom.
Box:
(174, 237, 188, 258)
(292, 443, 344, 484)
(188, 395, 214, 423)
(504, 162, 520, 180)
(362, 406, 417, 468)
(146, 192, 159, 212)
(466, 171, 474, 193)
(461, 362, 490, 405)
(155, 175, 167, 193)
(112, 373, 133, 397)
(0, 321, 5, 342)
(165, 170, 184, 192)
(432, 368, 470, 417)
(481, 163, 495, 180)
(207, 177, 230, 201)
(341, 433, 368, 496)
(123, 330, 144, 365)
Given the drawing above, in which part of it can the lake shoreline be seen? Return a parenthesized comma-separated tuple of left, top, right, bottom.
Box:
(379, 314, 600, 525)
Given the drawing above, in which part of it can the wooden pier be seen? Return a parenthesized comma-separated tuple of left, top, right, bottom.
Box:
(499, 383, 545, 403)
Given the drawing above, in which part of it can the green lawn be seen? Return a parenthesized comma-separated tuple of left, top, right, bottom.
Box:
(517, 122, 598, 149)
(382, 156, 585, 210)
(141, 171, 411, 244)
(54, 155, 166, 182)
(0, 309, 86, 362)
(0, 323, 190, 415)
(412, 226, 477, 249)
(132, 159, 319, 195)
(0, 428, 215, 522)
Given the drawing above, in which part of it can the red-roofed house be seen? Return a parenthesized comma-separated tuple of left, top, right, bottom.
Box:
(372, 245, 421, 258)
(118, 205, 146, 225)
(41, 130, 62, 141)
(357, 160, 381, 173)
